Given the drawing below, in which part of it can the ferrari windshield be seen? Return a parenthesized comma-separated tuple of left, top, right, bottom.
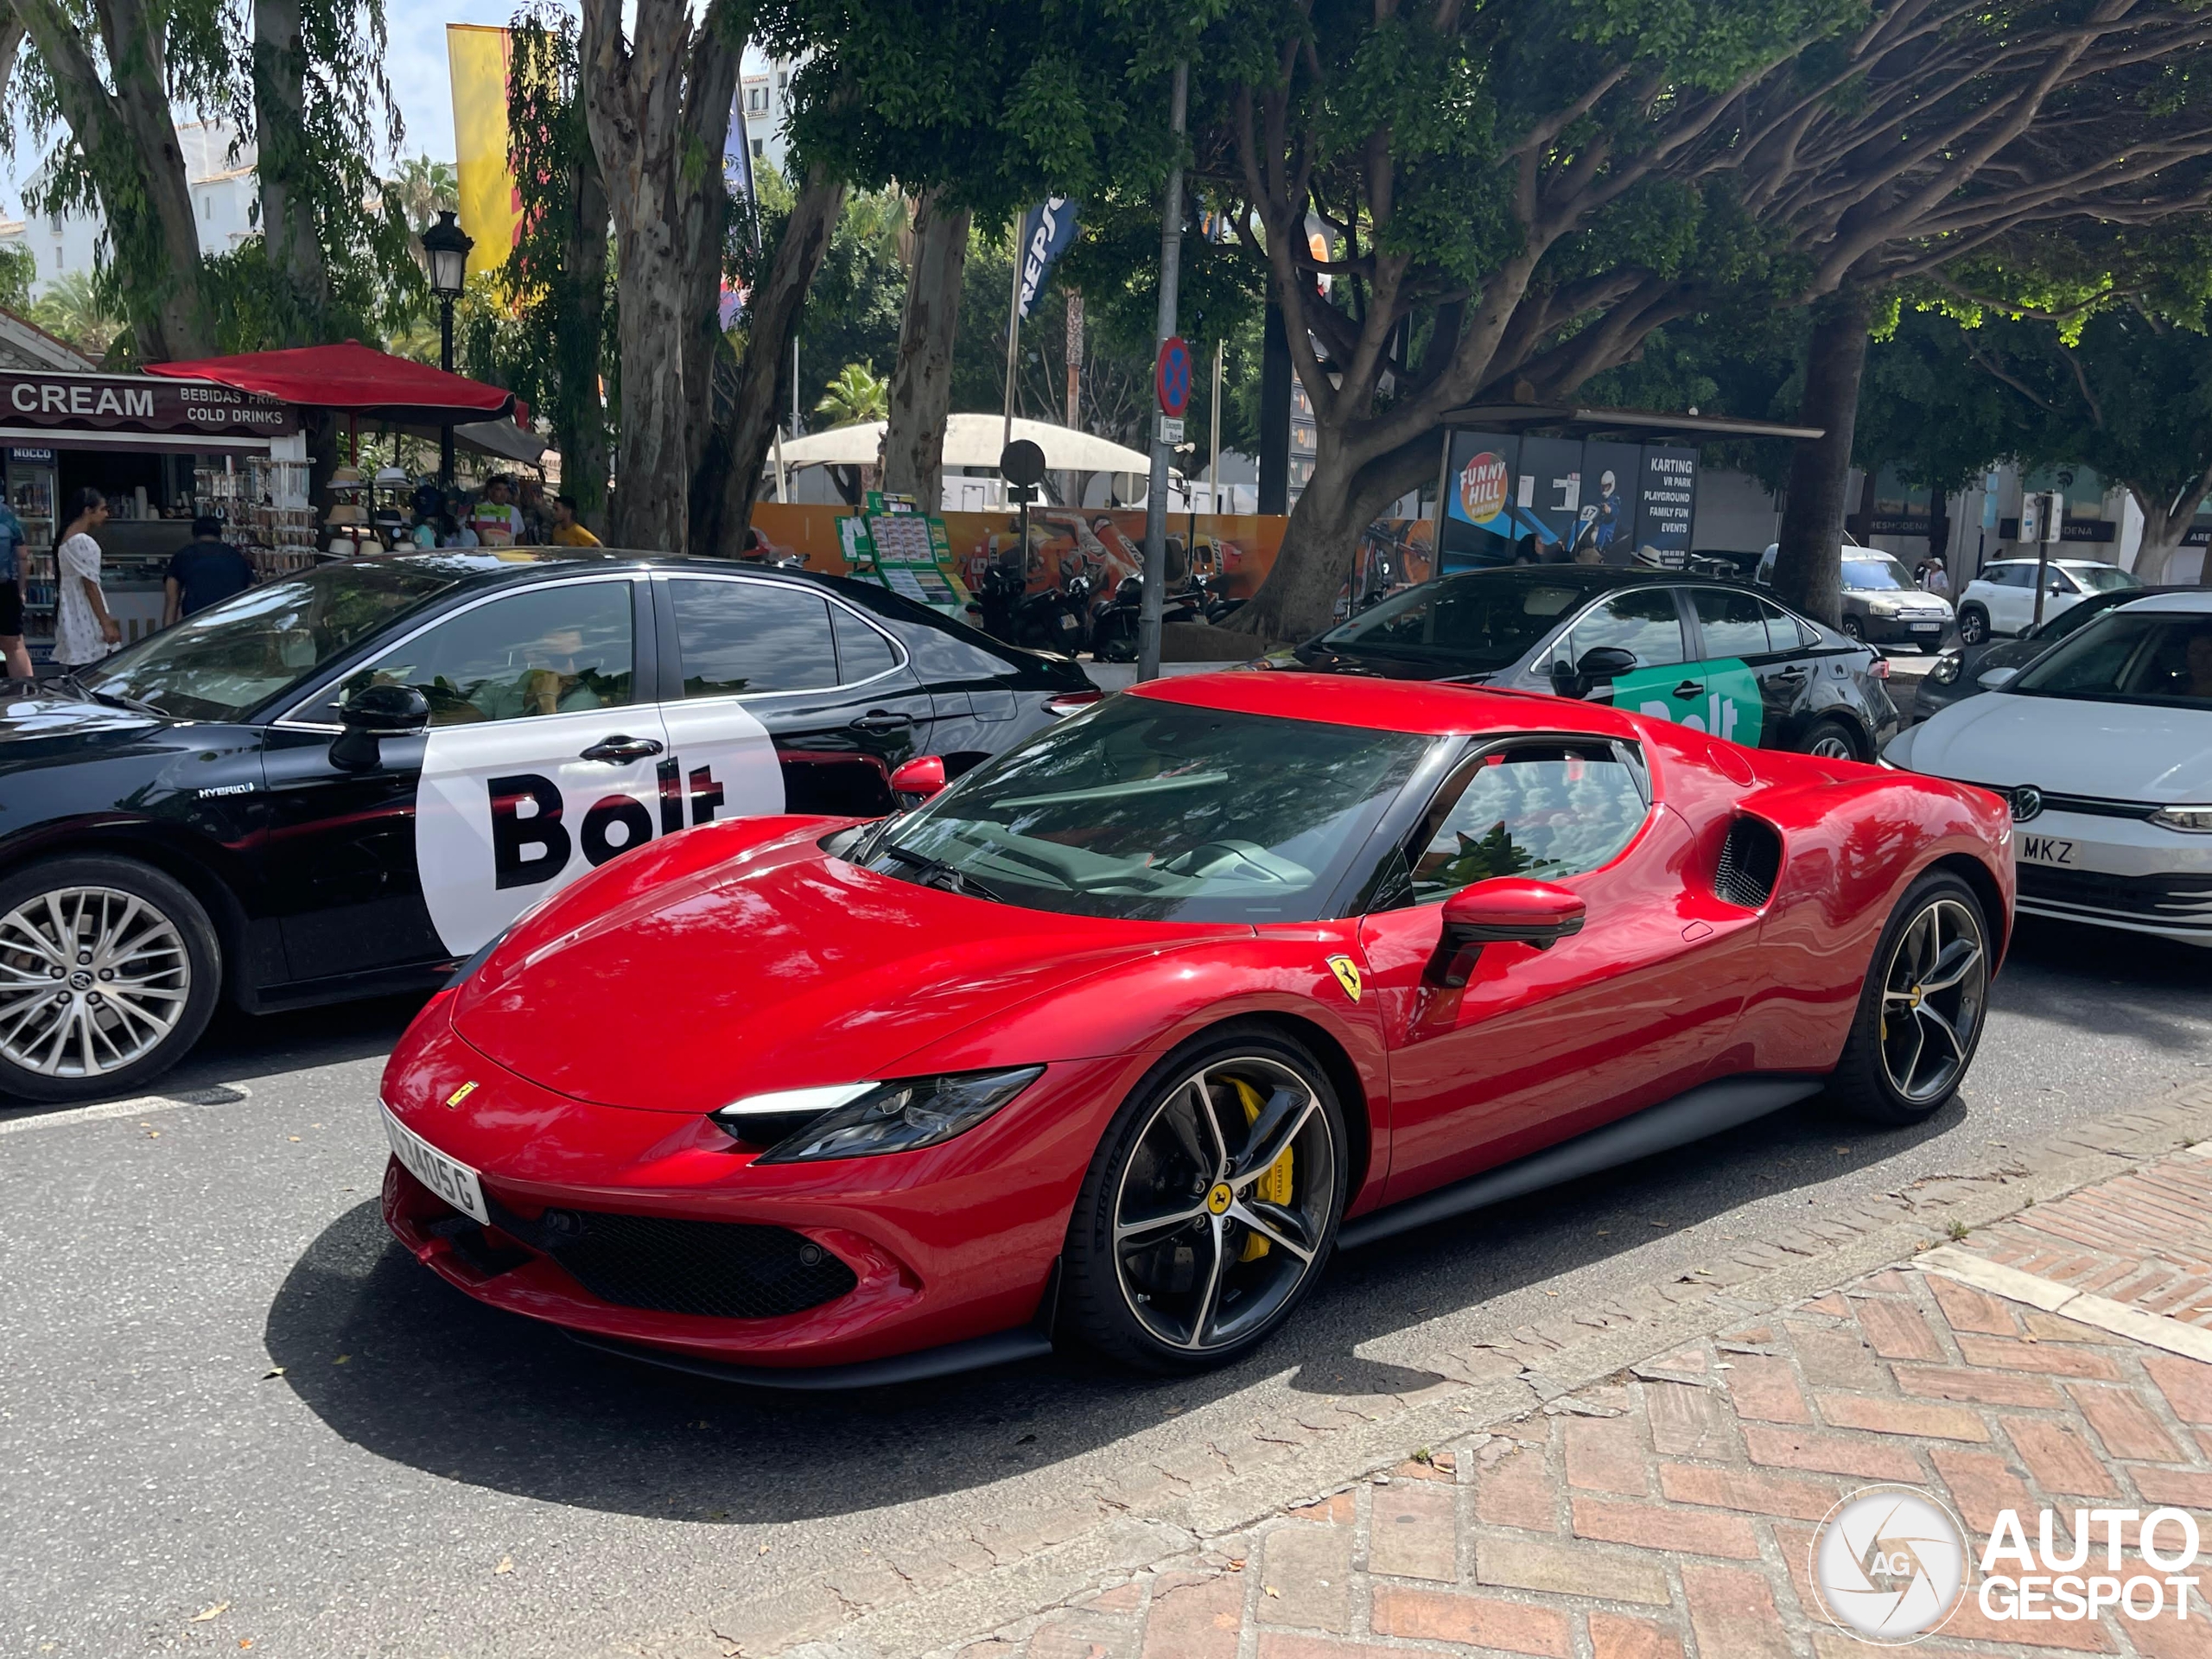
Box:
(76, 559, 467, 721)
(865, 698, 1433, 922)
(1313, 570, 1592, 671)
(2010, 608, 2212, 709)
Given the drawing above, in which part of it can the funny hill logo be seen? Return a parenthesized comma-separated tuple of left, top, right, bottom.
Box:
(1812, 1485, 2209, 1643)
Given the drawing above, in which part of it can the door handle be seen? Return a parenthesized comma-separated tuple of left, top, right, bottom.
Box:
(579, 734, 664, 763)
(1672, 680, 1704, 700)
(849, 710, 916, 733)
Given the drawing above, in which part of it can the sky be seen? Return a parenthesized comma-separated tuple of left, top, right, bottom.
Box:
(2, 1, 765, 217)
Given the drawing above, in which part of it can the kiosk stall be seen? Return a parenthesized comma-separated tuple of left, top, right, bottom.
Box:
(0, 368, 297, 663)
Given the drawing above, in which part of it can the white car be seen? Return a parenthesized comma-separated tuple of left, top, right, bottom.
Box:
(1954, 556, 2140, 645)
(1881, 592, 2212, 947)
(1756, 543, 1953, 649)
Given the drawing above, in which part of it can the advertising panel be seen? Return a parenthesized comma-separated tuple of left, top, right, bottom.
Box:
(1515, 435, 1586, 556)
(1635, 446, 1697, 566)
(1573, 442, 1643, 563)
(1439, 431, 1520, 569)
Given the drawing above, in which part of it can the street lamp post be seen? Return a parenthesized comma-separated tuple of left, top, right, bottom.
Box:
(421, 209, 474, 491)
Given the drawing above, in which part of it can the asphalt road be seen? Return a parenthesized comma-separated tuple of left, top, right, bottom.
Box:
(4, 915, 2209, 1659)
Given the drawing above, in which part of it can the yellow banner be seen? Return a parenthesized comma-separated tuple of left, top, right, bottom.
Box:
(448, 24, 521, 276)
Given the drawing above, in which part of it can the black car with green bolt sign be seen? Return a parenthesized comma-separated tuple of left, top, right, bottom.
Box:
(1261, 567, 1898, 761)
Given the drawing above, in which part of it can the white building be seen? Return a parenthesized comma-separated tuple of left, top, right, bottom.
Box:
(734, 58, 799, 177)
(0, 120, 258, 294)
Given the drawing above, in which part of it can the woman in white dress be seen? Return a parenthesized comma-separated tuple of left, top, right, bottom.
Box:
(52, 487, 119, 673)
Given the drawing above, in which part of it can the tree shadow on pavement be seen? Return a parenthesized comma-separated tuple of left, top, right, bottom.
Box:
(263, 1085, 1961, 1525)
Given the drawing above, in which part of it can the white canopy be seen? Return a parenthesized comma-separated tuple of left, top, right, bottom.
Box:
(772, 414, 1151, 475)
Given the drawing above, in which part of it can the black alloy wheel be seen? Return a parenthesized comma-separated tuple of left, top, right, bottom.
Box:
(1063, 1025, 1345, 1371)
(1825, 871, 1991, 1124)
(1840, 615, 1866, 642)
(1799, 716, 1862, 762)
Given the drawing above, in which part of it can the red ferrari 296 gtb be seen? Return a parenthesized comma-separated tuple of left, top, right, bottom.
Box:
(378, 672, 2014, 1383)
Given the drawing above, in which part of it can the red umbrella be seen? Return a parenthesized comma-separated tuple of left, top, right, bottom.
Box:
(146, 340, 513, 426)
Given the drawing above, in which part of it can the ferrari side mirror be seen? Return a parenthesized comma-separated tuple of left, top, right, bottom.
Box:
(331, 683, 430, 772)
(1431, 878, 1588, 988)
(889, 754, 948, 800)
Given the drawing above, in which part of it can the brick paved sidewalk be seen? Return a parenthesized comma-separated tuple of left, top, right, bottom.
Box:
(944, 1146, 2212, 1659)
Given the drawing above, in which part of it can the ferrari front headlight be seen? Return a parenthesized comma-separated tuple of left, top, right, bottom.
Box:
(721, 1067, 1046, 1163)
(2151, 805, 2212, 834)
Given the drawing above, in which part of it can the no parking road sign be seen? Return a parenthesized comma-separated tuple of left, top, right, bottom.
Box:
(1154, 336, 1192, 418)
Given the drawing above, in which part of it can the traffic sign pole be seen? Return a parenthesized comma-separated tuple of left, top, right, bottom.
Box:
(1140, 60, 1189, 683)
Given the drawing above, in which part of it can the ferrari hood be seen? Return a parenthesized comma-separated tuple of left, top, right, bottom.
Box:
(1902, 691, 2212, 803)
(451, 836, 1247, 1115)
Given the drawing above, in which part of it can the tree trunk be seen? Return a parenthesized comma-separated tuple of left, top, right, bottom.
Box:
(17, 0, 210, 359)
(557, 137, 613, 527)
(1230, 425, 1436, 642)
(881, 187, 969, 508)
(710, 164, 845, 556)
(2128, 471, 2212, 586)
(580, 0, 697, 552)
(253, 0, 329, 342)
(676, 14, 741, 490)
(1773, 288, 1875, 626)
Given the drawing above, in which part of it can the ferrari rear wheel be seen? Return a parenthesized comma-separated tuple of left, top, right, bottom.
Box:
(1063, 1026, 1345, 1372)
(1825, 871, 1990, 1125)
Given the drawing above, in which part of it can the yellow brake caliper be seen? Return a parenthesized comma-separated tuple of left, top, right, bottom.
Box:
(1228, 1077, 1294, 1261)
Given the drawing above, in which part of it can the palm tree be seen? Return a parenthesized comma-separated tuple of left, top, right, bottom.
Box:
(386, 156, 461, 276)
(28, 270, 125, 359)
(815, 361, 888, 427)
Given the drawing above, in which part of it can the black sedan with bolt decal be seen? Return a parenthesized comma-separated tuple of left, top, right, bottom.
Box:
(0, 550, 1096, 1103)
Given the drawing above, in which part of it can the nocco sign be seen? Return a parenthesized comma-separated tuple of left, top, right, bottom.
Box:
(0, 372, 296, 435)
(1811, 1485, 2206, 1645)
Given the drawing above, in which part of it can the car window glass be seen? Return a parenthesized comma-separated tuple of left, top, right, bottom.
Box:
(2075, 565, 2141, 594)
(340, 581, 635, 727)
(1567, 590, 1685, 668)
(1752, 596, 1805, 652)
(84, 559, 465, 723)
(1841, 556, 1913, 592)
(1691, 588, 1771, 658)
(2014, 612, 2212, 709)
(831, 605, 899, 681)
(1319, 571, 1586, 671)
(671, 579, 838, 696)
(1995, 565, 2028, 588)
(1409, 747, 1647, 902)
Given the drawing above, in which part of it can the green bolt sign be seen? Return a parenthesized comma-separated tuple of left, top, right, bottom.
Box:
(1611, 658, 1765, 748)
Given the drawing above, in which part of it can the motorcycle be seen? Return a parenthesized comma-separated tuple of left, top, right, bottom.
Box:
(1011, 571, 1094, 655)
(969, 556, 1027, 641)
(1089, 575, 1202, 662)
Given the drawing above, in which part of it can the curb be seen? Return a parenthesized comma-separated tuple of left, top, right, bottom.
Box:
(623, 1082, 2212, 1659)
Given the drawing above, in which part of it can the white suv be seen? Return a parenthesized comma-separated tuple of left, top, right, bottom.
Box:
(1955, 557, 2141, 645)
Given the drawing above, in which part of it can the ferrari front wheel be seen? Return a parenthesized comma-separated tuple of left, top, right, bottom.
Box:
(1062, 1026, 1346, 1372)
(1826, 871, 1990, 1125)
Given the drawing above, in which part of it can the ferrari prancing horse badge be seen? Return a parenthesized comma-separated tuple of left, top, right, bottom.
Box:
(1326, 956, 1362, 1002)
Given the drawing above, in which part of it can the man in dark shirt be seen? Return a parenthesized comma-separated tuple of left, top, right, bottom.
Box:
(162, 518, 255, 626)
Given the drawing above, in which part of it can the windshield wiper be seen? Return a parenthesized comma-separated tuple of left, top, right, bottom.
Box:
(65, 677, 167, 717)
(879, 842, 1011, 904)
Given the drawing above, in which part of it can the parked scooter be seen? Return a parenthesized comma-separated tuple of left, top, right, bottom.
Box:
(969, 555, 1027, 641)
(1011, 571, 1093, 655)
(1089, 575, 1202, 662)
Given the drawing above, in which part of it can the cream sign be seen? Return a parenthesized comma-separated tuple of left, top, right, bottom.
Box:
(0, 372, 296, 435)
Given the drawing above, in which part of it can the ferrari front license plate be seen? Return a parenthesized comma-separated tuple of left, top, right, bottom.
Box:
(2018, 835, 2075, 868)
(383, 1104, 489, 1224)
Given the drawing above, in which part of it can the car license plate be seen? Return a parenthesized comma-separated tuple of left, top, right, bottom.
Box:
(1910, 622, 1942, 632)
(2018, 835, 2075, 868)
(382, 1104, 489, 1224)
